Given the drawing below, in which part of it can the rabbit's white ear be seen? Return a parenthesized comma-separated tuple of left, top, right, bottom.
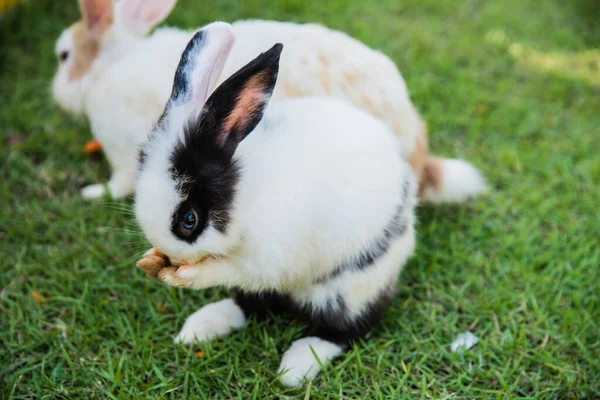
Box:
(166, 22, 235, 110)
(121, 0, 177, 37)
(79, 0, 114, 36)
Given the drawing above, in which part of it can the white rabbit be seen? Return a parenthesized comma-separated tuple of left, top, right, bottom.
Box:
(52, 0, 485, 201)
(52, 0, 182, 198)
(134, 23, 417, 387)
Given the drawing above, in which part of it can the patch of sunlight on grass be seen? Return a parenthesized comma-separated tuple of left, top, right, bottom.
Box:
(487, 30, 600, 86)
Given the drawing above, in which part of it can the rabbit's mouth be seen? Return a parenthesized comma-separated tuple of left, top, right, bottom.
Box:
(188, 253, 212, 265)
(177, 252, 222, 266)
(184, 243, 242, 266)
(166, 252, 222, 268)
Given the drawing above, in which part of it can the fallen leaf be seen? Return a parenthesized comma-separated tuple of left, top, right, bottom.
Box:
(451, 331, 479, 352)
(84, 139, 103, 154)
(32, 291, 45, 303)
(195, 351, 205, 358)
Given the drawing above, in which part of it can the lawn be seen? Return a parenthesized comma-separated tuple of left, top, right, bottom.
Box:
(1, 0, 599, 398)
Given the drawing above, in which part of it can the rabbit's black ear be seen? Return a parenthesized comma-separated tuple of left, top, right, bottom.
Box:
(199, 43, 283, 158)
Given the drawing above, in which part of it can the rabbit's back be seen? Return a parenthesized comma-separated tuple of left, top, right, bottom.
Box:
(231, 97, 416, 290)
(226, 20, 422, 159)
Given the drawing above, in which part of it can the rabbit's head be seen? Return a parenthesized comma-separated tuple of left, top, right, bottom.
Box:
(52, 0, 177, 114)
(134, 22, 282, 264)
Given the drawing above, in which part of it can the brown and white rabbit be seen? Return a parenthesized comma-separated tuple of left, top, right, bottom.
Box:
(52, 0, 486, 201)
(134, 23, 417, 387)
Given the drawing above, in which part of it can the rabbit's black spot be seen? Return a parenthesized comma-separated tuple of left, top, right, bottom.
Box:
(302, 286, 396, 345)
(236, 285, 396, 346)
(234, 290, 292, 321)
(315, 178, 413, 284)
(169, 120, 240, 242)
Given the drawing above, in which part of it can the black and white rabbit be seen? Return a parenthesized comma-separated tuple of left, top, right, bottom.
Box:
(134, 22, 417, 387)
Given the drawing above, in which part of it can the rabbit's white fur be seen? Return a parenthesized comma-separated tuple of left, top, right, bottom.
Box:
(52, 1, 485, 201)
(134, 25, 417, 386)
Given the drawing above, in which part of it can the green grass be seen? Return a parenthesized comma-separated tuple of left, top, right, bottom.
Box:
(1, 0, 599, 398)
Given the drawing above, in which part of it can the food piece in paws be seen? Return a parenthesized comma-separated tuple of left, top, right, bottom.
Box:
(136, 249, 171, 278)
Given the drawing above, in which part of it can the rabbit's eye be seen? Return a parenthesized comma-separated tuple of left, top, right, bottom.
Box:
(59, 51, 69, 62)
(180, 209, 198, 234)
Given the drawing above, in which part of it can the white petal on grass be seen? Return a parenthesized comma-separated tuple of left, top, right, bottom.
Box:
(451, 331, 478, 352)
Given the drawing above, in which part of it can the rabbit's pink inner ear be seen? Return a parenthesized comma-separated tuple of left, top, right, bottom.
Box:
(188, 24, 235, 105)
(79, 0, 114, 36)
(121, 0, 177, 37)
(220, 72, 270, 143)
